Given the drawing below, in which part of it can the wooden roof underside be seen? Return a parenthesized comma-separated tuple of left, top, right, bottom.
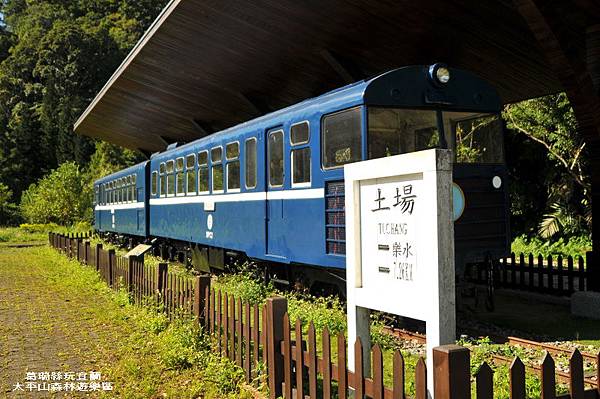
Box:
(74, 0, 594, 153)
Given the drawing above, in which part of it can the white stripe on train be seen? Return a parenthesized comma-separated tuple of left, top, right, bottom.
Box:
(95, 188, 325, 210)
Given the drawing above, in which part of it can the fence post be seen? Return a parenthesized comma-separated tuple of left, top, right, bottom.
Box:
(157, 262, 168, 297)
(587, 251, 600, 291)
(85, 241, 90, 264)
(107, 249, 115, 287)
(433, 345, 471, 399)
(266, 296, 287, 399)
(194, 275, 211, 327)
(95, 243, 102, 271)
(127, 255, 135, 292)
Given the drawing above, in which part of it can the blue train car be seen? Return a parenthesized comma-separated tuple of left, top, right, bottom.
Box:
(94, 162, 149, 237)
(143, 65, 510, 284)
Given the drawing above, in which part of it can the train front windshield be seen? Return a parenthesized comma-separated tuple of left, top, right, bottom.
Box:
(367, 108, 504, 163)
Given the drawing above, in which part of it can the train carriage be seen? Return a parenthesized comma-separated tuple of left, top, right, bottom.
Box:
(94, 162, 149, 238)
(95, 64, 510, 289)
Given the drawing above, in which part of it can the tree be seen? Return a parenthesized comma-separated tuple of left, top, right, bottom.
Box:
(503, 93, 590, 238)
(0, 0, 167, 202)
(0, 182, 20, 225)
(20, 162, 91, 225)
(85, 140, 144, 185)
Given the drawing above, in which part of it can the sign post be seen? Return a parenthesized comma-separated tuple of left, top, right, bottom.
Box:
(344, 149, 456, 397)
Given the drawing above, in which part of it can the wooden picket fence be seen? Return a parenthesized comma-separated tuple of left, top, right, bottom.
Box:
(48, 232, 600, 399)
(48, 232, 207, 321)
(469, 252, 597, 296)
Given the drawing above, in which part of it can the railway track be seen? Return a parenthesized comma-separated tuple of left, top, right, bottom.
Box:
(491, 354, 598, 387)
(381, 326, 426, 344)
(381, 327, 599, 387)
(507, 336, 598, 363)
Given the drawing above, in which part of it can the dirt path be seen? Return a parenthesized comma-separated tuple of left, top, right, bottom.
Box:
(0, 246, 129, 397)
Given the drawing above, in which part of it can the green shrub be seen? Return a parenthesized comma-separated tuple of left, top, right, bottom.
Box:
(20, 162, 92, 225)
(156, 318, 207, 369)
(286, 294, 346, 335)
(511, 235, 591, 259)
(214, 265, 275, 305)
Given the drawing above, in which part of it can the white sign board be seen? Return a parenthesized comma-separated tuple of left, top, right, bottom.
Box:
(344, 149, 456, 397)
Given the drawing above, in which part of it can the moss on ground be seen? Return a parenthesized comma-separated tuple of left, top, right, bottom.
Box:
(0, 228, 253, 398)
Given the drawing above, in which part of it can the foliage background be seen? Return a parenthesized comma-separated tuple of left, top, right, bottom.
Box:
(0, 0, 164, 225)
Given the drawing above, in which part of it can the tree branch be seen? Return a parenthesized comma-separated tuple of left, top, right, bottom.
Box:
(505, 107, 591, 193)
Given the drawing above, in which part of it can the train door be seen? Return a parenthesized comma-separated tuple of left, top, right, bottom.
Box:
(265, 127, 287, 258)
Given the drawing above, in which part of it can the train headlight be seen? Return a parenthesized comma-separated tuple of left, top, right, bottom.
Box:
(429, 63, 451, 85)
(436, 67, 450, 83)
(492, 176, 502, 189)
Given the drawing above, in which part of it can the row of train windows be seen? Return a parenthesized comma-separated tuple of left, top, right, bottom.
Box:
(150, 122, 311, 196)
(99, 174, 137, 205)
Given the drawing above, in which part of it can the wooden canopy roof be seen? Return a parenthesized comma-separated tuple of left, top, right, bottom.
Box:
(74, 0, 599, 153)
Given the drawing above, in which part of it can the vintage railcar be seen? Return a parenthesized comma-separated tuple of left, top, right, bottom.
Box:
(94, 162, 149, 238)
(94, 64, 510, 290)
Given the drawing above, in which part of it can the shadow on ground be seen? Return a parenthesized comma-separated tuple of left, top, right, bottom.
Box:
(464, 289, 600, 344)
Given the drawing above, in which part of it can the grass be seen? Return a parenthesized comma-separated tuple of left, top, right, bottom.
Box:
(0, 227, 253, 398)
(14, 227, 600, 397)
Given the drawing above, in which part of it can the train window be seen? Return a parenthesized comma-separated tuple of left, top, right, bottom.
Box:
(368, 108, 443, 159)
(176, 157, 184, 195)
(126, 176, 132, 202)
(186, 154, 196, 195)
(227, 161, 240, 191)
(245, 138, 257, 189)
(441, 112, 504, 164)
(226, 142, 240, 191)
(226, 142, 239, 160)
(122, 178, 127, 203)
(213, 165, 224, 192)
(211, 147, 222, 162)
(211, 146, 224, 193)
(322, 107, 362, 169)
(291, 121, 310, 145)
(166, 160, 175, 196)
(198, 151, 209, 194)
(151, 172, 157, 196)
(292, 148, 311, 186)
(268, 130, 284, 187)
(159, 163, 166, 197)
(132, 175, 137, 201)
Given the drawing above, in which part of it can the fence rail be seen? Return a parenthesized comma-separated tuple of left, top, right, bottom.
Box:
(49, 232, 600, 399)
(469, 252, 593, 296)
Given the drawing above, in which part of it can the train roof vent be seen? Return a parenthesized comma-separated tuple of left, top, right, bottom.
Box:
(166, 142, 179, 151)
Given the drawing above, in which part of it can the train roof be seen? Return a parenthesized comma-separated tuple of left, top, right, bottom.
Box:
(94, 161, 148, 185)
(149, 65, 501, 160)
(72, 0, 580, 154)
